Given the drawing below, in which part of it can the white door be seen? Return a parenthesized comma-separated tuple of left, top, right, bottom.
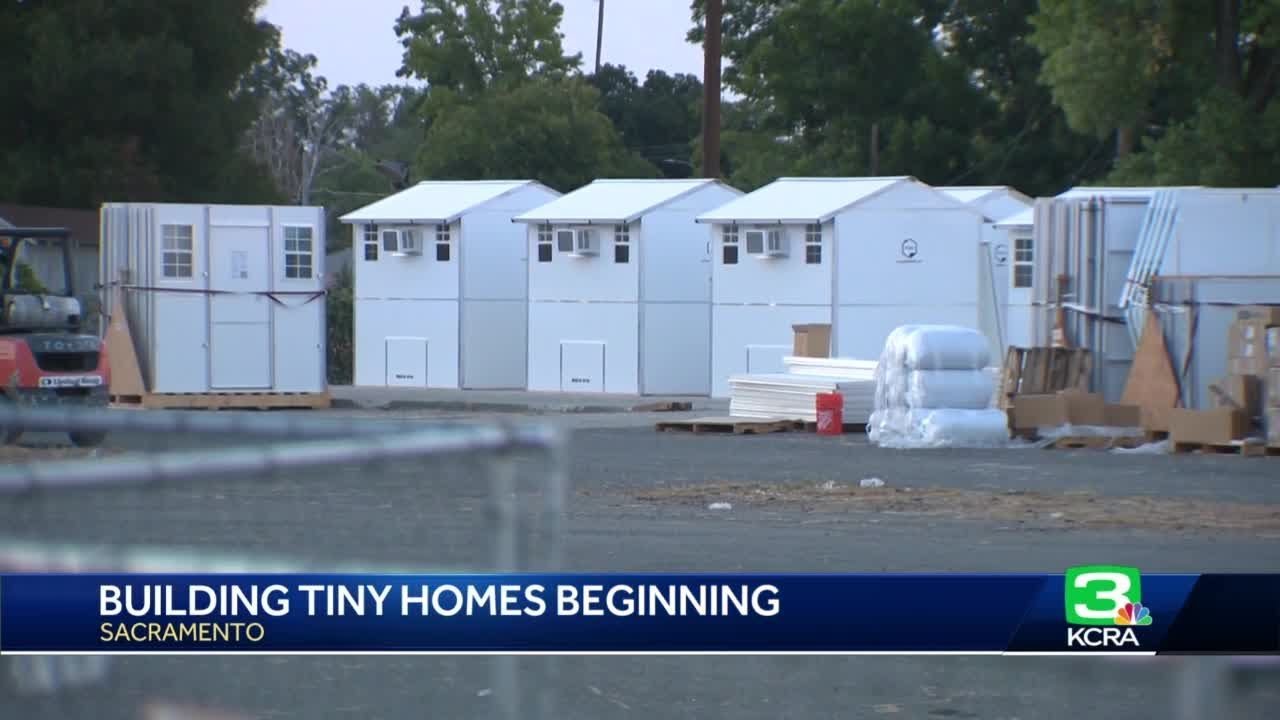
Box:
(746, 344, 789, 375)
(209, 227, 271, 389)
(560, 341, 604, 392)
(386, 337, 428, 387)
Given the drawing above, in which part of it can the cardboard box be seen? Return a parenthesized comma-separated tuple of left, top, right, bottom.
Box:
(1268, 367, 1280, 409)
(1010, 391, 1106, 430)
(1208, 374, 1262, 417)
(1229, 356, 1269, 376)
(792, 324, 831, 358)
(1102, 404, 1142, 428)
(1228, 319, 1269, 360)
(1236, 305, 1280, 325)
(1169, 408, 1249, 445)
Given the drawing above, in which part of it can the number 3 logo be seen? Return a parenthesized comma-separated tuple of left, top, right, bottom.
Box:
(1064, 565, 1142, 626)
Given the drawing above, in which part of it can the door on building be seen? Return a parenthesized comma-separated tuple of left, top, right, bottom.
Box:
(386, 337, 428, 387)
(208, 226, 272, 389)
(560, 341, 604, 392)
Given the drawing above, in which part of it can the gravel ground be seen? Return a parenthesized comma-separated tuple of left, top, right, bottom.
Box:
(2, 410, 1279, 719)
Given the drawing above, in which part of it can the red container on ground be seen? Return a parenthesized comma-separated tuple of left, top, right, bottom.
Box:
(815, 392, 844, 436)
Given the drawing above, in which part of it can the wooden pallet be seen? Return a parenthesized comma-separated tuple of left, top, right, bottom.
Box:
(632, 401, 694, 412)
(1047, 435, 1148, 450)
(999, 347, 1093, 409)
(801, 421, 868, 434)
(1171, 440, 1280, 457)
(110, 391, 331, 411)
(655, 417, 800, 435)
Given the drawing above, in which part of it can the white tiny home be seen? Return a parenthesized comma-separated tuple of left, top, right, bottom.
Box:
(340, 180, 560, 389)
(697, 177, 990, 398)
(940, 186, 1033, 224)
(514, 178, 743, 395)
(99, 203, 327, 394)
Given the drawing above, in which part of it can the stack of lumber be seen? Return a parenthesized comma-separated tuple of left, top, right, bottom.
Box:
(728, 373, 876, 423)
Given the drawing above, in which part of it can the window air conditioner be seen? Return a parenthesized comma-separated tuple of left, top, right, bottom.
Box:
(746, 228, 787, 258)
(572, 228, 598, 256)
(382, 228, 423, 256)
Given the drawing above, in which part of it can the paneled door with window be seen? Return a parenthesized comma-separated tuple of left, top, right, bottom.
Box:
(207, 225, 272, 389)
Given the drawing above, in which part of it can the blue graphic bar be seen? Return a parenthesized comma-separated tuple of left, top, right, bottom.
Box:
(1, 572, 1276, 654)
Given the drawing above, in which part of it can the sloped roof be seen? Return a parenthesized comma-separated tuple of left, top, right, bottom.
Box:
(940, 186, 1007, 204)
(340, 180, 553, 224)
(993, 207, 1034, 228)
(696, 176, 979, 223)
(512, 179, 735, 223)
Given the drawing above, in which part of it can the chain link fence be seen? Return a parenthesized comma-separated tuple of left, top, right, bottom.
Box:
(0, 404, 568, 720)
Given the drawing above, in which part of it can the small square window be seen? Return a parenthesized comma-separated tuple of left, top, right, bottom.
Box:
(284, 226, 314, 279)
(805, 244, 822, 264)
(364, 243, 379, 261)
(537, 243, 553, 262)
(436, 243, 450, 262)
(160, 224, 194, 278)
(723, 245, 738, 264)
(614, 223, 630, 264)
(1014, 264, 1033, 288)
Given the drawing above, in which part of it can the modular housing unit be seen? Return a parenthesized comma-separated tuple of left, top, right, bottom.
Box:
(697, 177, 990, 398)
(514, 178, 743, 395)
(940, 185, 1033, 224)
(1019, 186, 1280, 403)
(340, 180, 561, 389)
(99, 203, 327, 394)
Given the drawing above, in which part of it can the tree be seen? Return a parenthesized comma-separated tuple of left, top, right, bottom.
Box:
(0, 0, 278, 206)
(395, 0, 580, 100)
(414, 77, 656, 191)
(688, 0, 990, 184)
(1031, 0, 1280, 184)
(938, 0, 1110, 195)
(589, 64, 704, 176)
(241, 37, 355, 205)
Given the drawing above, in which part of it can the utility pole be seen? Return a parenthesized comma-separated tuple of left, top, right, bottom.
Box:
(594, 0, 605, 74)
(702, 0, 723, 178)
(869, 123, 880, 176)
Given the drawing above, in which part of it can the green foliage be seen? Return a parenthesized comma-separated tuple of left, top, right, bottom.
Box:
(326, 266, 354, 385)
(1110, 88, 1280, 186)
(589, 64, 704, 177)
(0, 0, 278, 207)
(15, 264, 47, 294)
(415, 77, 656, 192)
(395, 0, 580, 98)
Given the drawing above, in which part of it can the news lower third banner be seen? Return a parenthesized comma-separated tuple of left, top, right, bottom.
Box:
(1, 569, 1277, 654)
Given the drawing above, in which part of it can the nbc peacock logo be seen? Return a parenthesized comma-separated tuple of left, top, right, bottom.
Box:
(1114, 601, 1153, 626)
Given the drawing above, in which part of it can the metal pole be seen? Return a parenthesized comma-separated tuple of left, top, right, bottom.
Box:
(701, 0, 723, 178)
(594, 0, 605, 74)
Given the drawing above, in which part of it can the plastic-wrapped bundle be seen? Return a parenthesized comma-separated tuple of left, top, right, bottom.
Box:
(869, 324, 1008, 449)
(900, 370, 995, 410)
(879, 325, 991, 372)
(871, 409, 1010, 449)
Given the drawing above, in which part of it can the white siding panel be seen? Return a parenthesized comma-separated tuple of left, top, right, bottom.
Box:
(711, 304, 830, 398)
(354, 298, 459, 388)
(528, 302, 638, 394)
(641, 302, 710, 395)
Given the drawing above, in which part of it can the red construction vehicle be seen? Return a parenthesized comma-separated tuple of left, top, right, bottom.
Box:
(0, 226, 109, 446)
